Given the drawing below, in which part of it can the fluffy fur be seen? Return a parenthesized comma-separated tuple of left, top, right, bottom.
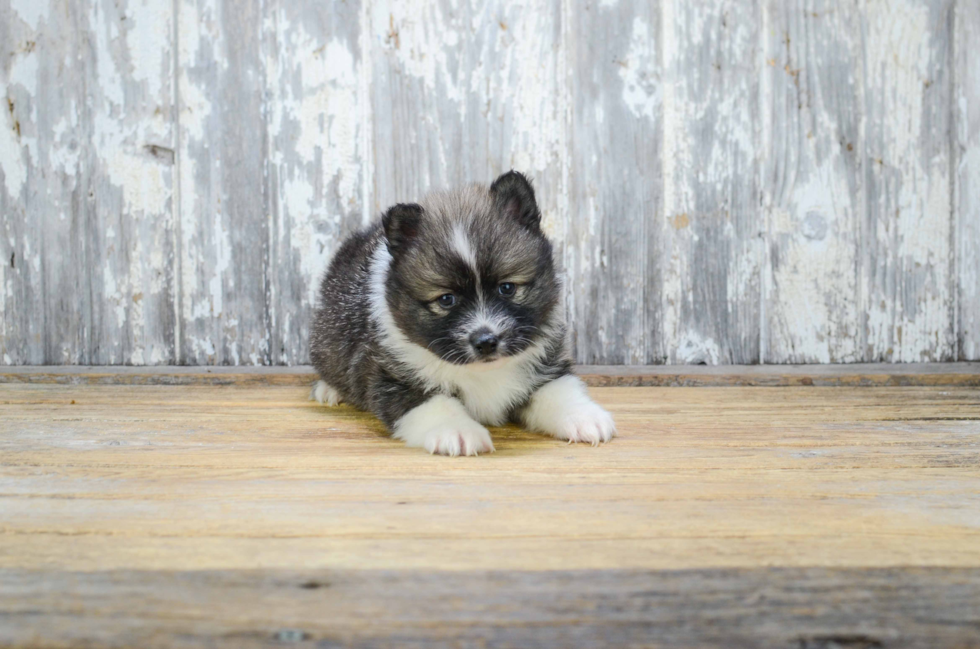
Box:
(310, 171, 615, 456)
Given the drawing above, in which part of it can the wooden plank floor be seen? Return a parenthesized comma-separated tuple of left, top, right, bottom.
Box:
(2, 375, 980, 647)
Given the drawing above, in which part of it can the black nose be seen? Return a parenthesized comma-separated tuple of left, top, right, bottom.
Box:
(470, 331, 499, 357)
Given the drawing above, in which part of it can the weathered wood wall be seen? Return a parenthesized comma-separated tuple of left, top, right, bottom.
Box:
(1, 0, 977, 365)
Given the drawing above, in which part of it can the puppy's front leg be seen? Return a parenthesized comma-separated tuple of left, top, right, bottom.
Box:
(520, 375, 616, 446)
(389, 394, 495, 457)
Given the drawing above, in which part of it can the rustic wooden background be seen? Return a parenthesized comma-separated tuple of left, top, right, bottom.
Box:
(1, 0, 977, 366)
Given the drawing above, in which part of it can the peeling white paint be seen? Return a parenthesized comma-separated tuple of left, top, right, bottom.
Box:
(358, 0, 375, 226)
(864, 0, 952, 361)
(102, 143, 170, 213)
(47, 116, 81, 176)
(268, 11, 366, 337)
(619, 17, 660, 121)
(0, 240, 5, 354)
(662, 0, 763, 363)
(2, 0, 974, 366)
(177, 0, 224, 359)
(1, 46, 39, 198)
(502, 3, 563, 179)
(660, 0, 680, 363)
(768, 161, 860, 363)
(956, 0, 980, 359)
(675, 332, 721, 365)
(175, 59, 211, 142)
(93, 3, 125, 109)
(378, 0, 464, 104)
(0, 106, 27, 199)
(208, 215, 230, 319)
(760, 0, 868, 365)
(957, 86, 980, 359)
(11, 1, 48, 30)
(125, 1, 172, 101)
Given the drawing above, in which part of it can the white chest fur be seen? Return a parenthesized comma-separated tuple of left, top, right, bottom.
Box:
(369, 245, 545, 426)
(406, 353, 540, 426)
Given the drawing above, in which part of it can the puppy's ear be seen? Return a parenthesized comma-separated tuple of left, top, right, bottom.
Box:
(490, 171, 540, 231)
(382, 203, 424, 254)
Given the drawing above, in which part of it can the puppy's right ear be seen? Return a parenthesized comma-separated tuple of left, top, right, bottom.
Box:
(490, 170, 540, 232)
(382, 203, 424, 254)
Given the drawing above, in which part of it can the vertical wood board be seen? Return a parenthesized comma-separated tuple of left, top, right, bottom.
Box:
(761, 0, 864, 364)
(0, 0, 176, 365)
(661, 0, 763, 364)
(265, 0, 366, 365)
(565, 0, 663, 364)
(956, 1, 980, 361)
(176, 0, 269, 365)
(861, 0, 955, 362)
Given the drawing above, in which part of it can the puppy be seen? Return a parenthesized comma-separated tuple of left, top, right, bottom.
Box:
(310, 171, 615, 456)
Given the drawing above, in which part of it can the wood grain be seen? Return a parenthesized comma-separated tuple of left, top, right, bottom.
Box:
(367, 0, 563, 214)
(2, 383, 979, 573)
(266, 0, 367, 365)
(956, 1, 980, 361)
(176, 0, 270, 365)
(2, 568, 978, 648)
(1, 382, 979, 646)
(762, 1, 863, 363)
(3, 1, 980, 366)
(564, 0, 662, 365)
(661, 0, 763, 365)
(861, 0, 956, 362)
(0, 0, 177, 365)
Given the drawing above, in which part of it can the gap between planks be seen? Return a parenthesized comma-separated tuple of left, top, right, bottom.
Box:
(0, 363, 979, 387)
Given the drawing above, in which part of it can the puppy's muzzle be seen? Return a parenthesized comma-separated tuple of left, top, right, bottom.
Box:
(469, 329, 499, 359)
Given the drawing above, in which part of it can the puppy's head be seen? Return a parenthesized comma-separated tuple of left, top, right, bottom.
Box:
(382, 171, 559, 364)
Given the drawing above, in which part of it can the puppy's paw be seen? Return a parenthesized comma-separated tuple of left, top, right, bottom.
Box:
(420, 420, 495, 457)
(311, 380, 342, 406)
(547, 400, 616, 446)
(522, 375, 617, 446)
(393, 395, 495, 457)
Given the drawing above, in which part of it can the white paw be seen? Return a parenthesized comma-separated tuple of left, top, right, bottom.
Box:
(548, 400, 616, 446)
(393, 395, 495, 457)
(419, 420, 495, 457)
(522, 375, 617, 446)
(311, 380, 342, 406)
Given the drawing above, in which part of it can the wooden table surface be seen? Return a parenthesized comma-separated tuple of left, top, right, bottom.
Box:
(2, 373, 979, 647)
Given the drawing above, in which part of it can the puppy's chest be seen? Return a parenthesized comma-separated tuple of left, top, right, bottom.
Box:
(419, 361, 536, 426)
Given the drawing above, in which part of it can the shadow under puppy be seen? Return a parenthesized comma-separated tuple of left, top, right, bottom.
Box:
(310, 171, 615, 456)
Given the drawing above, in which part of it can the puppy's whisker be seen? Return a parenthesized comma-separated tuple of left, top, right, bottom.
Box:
(441, 348, 471, 365)
(426, 336, 454, 351)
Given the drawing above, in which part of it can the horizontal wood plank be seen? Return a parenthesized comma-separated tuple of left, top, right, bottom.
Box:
(2, 381, 979, 646)
(2, 567, 978, 648)
(2, 383, 978, 573)
(2, 363, 979, 387)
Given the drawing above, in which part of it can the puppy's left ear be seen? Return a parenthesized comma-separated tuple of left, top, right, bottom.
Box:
(490, 171, 540, 231)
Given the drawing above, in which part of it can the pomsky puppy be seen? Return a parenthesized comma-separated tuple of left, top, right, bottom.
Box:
(310, 171, 616, 456)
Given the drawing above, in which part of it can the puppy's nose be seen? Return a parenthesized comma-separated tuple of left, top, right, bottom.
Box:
(470, 330, 499, 357)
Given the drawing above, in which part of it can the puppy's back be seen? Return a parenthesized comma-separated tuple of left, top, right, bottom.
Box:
(310, 224, 383, 406)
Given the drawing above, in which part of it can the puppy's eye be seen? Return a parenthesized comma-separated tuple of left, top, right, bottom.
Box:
(498, 282, 516, 297)
(437, 293, 457, 308)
